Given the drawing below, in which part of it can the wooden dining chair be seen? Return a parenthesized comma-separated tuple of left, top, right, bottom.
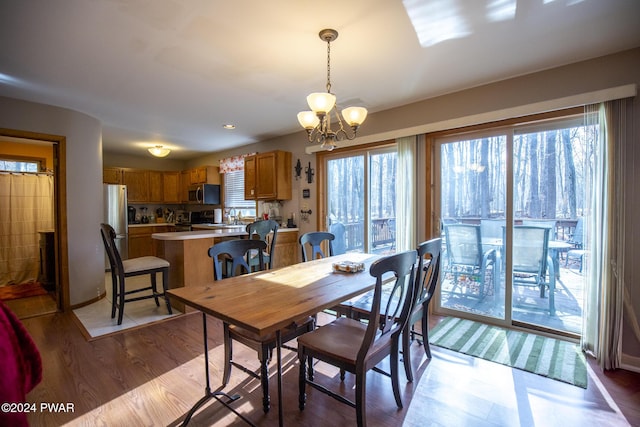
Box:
(245, 219, 278, 270)
(346, 239, 441, 382)
(299, 231, 335, 261)
(100, 223, 172, 325)
(401, 238, 441, 381)
(297, 250, 417, 427)
(208, 238, 315, 413)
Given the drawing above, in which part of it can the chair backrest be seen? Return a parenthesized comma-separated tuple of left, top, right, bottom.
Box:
(444, 224, 483, 268)
(571, 217, 585, 247)
(511, 226, 550, 277)
(522, 220, 556, 240)
(359, 250, 417, 362)
(246, 219, 278, 256)
(329, 222, 346, 255)
(100, 223, 124, 275)
(300, 231, 335, 261)
(208, 239, 267, 280)
(414, 238, 442, 310)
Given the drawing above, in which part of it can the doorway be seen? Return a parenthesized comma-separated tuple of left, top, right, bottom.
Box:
(0, 131, 66, 318)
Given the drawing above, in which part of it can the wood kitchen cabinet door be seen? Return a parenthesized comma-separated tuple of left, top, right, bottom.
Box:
(148, 171, 163, 203)
(103, 167, 123, 184)
(191, 166, 220, 185)
(244, 155, 256, 199)
(123, 169, 149, 202)
(244, 151, 291, 200)
(162, 172, 181, 203)
(270, 231, 298, 268)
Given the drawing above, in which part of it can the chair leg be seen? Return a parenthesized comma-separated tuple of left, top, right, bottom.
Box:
(422, 311, 431, 359)
(222, 324, 233, 386)
(117, 275, 125, 325)
(110, 274, 118, 319)
(390, 341, 403, 409)
(161, 268, 172, 314)
(150, 272, 160, 307)
(298, 350, 307, 410)
(259, 344, 271, 413)
(355, 369, 367, 427)
(402, 328, 413, 383)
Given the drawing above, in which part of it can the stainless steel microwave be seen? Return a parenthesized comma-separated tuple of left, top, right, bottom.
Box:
(188, 184, 220, 205)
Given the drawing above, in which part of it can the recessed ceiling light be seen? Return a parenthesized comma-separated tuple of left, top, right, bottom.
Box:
(223, 124, 236, 130)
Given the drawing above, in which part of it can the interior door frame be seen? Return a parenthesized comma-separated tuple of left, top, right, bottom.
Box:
(0, 127, 68, 311)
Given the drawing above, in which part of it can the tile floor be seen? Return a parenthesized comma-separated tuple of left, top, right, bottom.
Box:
(72, 273, 182, 340)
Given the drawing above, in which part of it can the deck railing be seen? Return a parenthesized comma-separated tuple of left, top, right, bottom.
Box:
(330, 217, 396, 252)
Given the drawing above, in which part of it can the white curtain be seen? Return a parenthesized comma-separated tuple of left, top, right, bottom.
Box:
(396, 136, 417, 252)
(582, 99, 631, 370)
(0, 173, 54, 287)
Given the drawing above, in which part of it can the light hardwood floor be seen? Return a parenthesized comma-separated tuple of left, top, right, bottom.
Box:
(19, 310, 640, 427)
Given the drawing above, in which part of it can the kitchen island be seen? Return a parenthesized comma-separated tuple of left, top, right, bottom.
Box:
(152, 226, 299, 311)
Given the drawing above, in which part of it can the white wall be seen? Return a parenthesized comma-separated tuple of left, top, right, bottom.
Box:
(0, 96, 104, 306)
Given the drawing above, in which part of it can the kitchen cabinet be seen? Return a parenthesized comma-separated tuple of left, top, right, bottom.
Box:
(244, 150, 291, 200)
(269, 230, 299, 268)
(149, 171, 163, 203)
(189, 166, 220, 185)
(163, 171, 181, 203)
(103, 167, 123, 184)
(128, 225, 172, 258)
(180, 170, 190, 203)
(123, 169, 149, 203)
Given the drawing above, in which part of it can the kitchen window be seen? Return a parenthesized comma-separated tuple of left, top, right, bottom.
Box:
(220, 154, 257, 219)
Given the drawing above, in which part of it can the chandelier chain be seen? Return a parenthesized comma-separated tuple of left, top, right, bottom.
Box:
(326, 37, 332, 93)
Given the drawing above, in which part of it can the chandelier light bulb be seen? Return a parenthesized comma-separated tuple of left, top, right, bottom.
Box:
(297, 111, 320, 129)
(306, 92, 336, 113)
(341, 106, 368, 127)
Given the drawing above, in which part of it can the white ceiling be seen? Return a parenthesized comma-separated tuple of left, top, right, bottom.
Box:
(1, 0, 639, 160)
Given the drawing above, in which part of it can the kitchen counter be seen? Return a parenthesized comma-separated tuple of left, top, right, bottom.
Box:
(152, 225, 298, 240)
(129, 222, 175, 228)
(152, 227, 299, 312)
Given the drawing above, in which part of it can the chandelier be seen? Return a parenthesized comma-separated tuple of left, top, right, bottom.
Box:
(297, 29, 367, 151)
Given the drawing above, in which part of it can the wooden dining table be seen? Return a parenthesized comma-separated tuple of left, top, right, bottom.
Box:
(167, 252, 381, 426)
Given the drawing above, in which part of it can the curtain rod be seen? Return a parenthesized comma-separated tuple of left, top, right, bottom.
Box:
(0, 171, 54, 176)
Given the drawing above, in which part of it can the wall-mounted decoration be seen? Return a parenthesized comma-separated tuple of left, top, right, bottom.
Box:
(305, 162, 314, 183)
(300, 207, 312, 222)
(294, 159, 302, 180)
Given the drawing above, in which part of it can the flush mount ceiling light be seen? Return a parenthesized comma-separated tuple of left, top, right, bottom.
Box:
(148, 145, 171, 157)
(297, 29, 367, 151)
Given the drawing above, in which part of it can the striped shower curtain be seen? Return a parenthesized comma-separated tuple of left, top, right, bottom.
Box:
(0, 173, 54, 287)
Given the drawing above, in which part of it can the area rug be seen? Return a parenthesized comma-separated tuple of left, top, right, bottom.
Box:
(430, 317, 587, 388)
(0, 282, 48, 301)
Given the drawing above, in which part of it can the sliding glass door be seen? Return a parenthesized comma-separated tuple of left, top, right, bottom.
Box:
(435, 115, 595, 336)
(322, 144, 398, 255)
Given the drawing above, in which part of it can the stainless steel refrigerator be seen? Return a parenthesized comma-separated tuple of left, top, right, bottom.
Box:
(103, 184, 128, 268)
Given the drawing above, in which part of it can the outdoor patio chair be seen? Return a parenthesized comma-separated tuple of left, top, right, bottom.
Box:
(566, 217, 587, 272)
(443, 224, 498, 298)
(510, 225, 556, 316)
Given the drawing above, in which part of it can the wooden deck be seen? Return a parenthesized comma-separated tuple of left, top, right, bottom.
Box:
(440, 256, 586, 335)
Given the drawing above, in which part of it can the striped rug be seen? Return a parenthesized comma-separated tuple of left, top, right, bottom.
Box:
(430, 317, 587, 388)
